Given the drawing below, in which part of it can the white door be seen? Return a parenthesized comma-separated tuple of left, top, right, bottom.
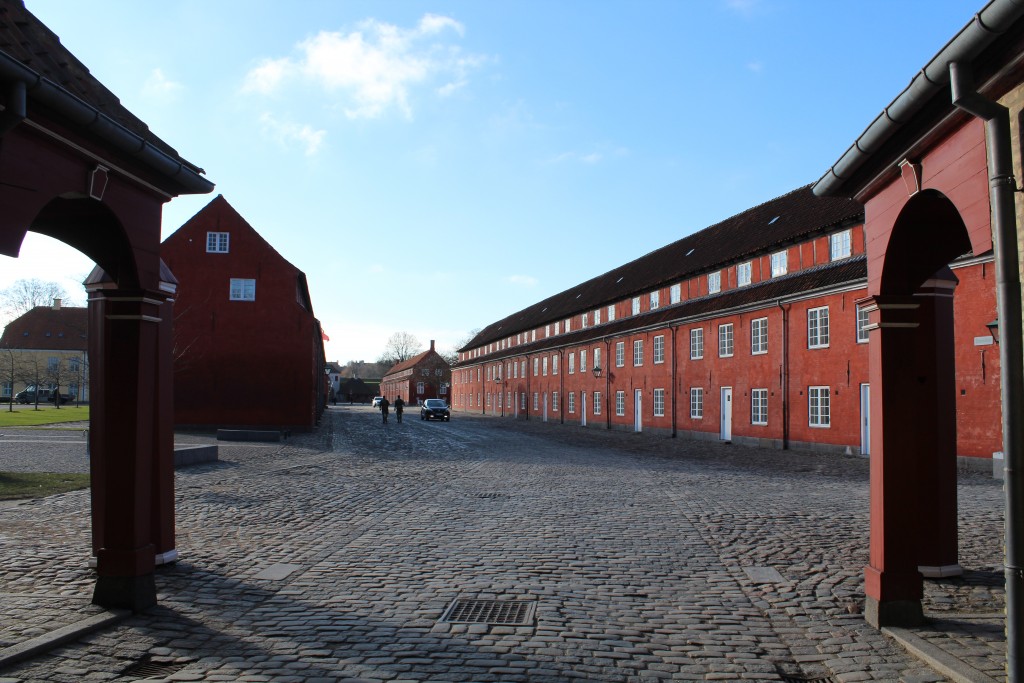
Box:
(860, 383, 871, 456)
(543, 393, 548, 422)
(720, 387, 733, 441)
(581, 392, 587, 427)
(634, 389, 643, 432)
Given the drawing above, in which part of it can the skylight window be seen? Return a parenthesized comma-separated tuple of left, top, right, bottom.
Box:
(769, 216, 780, 225)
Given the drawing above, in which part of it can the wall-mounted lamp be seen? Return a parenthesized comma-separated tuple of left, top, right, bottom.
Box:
(592, 365, 603, 379)
(987, 319, 1000, 344)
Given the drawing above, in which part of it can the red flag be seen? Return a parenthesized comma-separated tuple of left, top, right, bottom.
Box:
(322, 330, 330, 341)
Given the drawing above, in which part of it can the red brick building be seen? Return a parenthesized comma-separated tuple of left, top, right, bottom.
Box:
(162, 196, 327, 430)
(380, 340, 452, 405)
(452, 186, 1000, 463)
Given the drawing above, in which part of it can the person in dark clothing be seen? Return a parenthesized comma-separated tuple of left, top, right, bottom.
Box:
(380, 396, 390, 423)
(394, 397, 405, 423)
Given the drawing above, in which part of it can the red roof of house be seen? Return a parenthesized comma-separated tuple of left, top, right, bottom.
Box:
(0, 304, 88, 350)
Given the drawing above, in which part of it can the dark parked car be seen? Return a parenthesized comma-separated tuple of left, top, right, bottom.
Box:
(420, 398, 450, 421)
(14, 385, 74, 405)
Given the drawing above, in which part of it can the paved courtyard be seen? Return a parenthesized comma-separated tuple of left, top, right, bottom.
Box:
(0, 406, 1007, 682)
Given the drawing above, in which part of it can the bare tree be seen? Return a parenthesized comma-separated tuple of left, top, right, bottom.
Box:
(377, 332, 423, 368)
(0, 279, 69, 319)
(440, 328, 480, 366)
(0, 345, 20, 413)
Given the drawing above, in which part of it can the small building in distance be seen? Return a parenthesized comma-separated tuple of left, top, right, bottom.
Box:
(380, 340, 452, 405)
(162, 195, 327, 430)
(0, 299, 89, 403)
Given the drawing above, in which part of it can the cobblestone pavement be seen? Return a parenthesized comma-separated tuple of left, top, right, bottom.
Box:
(0, 406, 1006, 682)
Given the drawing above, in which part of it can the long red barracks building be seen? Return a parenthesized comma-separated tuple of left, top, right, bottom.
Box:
(451, 186, 1001, 464)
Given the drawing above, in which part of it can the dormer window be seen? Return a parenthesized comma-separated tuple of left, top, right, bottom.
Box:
(207, 232, 230, 253)
(771, 250, 788, 277)
(707, 271, 721, 294)
(737, 261, 752, 287)
(830, 229, 852, 260)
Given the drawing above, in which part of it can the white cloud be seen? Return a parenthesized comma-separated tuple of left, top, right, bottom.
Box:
(258, 113, 327, 156)
(507, 274, 538, 287)
(142, 68, 183, 102)
(242, 14, 483, 120)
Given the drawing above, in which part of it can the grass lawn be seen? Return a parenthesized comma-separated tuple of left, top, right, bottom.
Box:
(0, 472, 90, 500)
(0, 406, 89, 427)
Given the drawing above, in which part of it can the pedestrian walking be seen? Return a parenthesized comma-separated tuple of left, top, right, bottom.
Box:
(380, 396, 390, 423)
(394, 396, 405, 423)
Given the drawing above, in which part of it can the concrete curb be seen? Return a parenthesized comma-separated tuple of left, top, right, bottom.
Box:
(884, 625, 1000, 683)
(0, 609, 130, 670)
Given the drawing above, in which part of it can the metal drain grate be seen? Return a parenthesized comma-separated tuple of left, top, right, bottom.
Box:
(780, 676, 833, 683)
(441, 598, 536, 625)
(120, 655, 189, 679)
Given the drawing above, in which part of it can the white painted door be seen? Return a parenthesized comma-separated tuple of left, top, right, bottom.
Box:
(581, 392, 587, 427)
(634, 389, 643, 432)
(860, 383, 871, 456)
(720, 387, 733, 441)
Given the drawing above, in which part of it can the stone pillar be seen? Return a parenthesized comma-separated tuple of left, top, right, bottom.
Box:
(88, 287, 171, 611)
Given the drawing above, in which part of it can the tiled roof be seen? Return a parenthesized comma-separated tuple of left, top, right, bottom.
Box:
(383, 348, 439, 378)
(462, 185, 862, 351)
(457, 256, 867, 365)
(0, 305, 88, 350)
(0, 1, 189, 164)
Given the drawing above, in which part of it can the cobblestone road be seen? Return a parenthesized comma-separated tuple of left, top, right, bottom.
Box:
(0, 406, 1006, 682)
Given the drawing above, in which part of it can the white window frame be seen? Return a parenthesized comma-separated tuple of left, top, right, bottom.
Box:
(632, 297, 641, 315)
(653, 335, 665, 364)
(707, 271, 721, 294)
(670, 283, 681, 304)
(552, 355, 559, 375)
(582, 313, 589, 328)
(751, 388, 768, 426)
(580, 349, 588, 374)
(830, 229, 852, 261)
(718, 323, 734, 358)
(608, 305, 616, 322)
(542, 357, 548, 376)
(653, 388, 665, 417)
(615, 341, 625, 367)
(771, 250, 788, 277)
(650, 290, 660, 309)
(594, 309, 601, 325)
(690, 388, 704, 419)
(737, 261, 752, 287)
(569, 352, 576, 374)
(856, 305, 870, 343)
(533, 392, 539, 411)
(690, 328, 704, 360)
(206, 231, 229, 253)
(593, 391, 601, 416)
(568, 391, 576, 414)
(552, 391, 559, 412)
(808, 306, 830, 349)
(809, 386, 831, 427)
(633, 339, 643, 367)
(229, 278, 256, 301)
(751, 317, 768, 355)
(615, 390, 625, 416)
(533, 357, 540, 376)
(593, 347, 601, 372)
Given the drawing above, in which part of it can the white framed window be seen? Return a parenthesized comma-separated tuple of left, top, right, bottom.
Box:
(671, 283, 681, 304)
(809, 386, 831, 427)
(654, 388, 665, 417)
(513, 362, 518, 379)
(594, 309, 601, 325)
(552, 355, 559, 374)
(229, 278, 256, 301)
(633, 339, 643, 366)
(737, 261, 752, 287)
(593, 391, 602, 415)
(615, 341, 625, 367)
(568, 392, 576, 413)
(417, 382, 425, 394)
(830, 229, 852, 261)
(615, 391, 625, 416)
(718, 323, 734, 358)
(751, 388, 768, 425)
(521, 360, 526, 378)
(545, 324, 550, 337)
(580, 349, 588, 373)
(47, 356, 59, 373)
(206, 231, 229, 253)
(554, 321, 560, 335)
(751, 317, 768, 355)
(690, 388, 704, 419)
(771, 250, 788, 277)
(593, 347, 601, 372)
(707, 271, 721, 294)
(552, 391, 559, 412)
(632, 297, 641, 315)
(533, 358, 540, 376)
(650, 290, 660, 309)
(521, 393, 527, 410)
(533, 392, 539, 411)
(690, 328, 704, 360)
(564, 319, 571, 333)
(542, 357, 548, 376)
(857, 305, 870, 343)
(569, 352, 576, 374)
(653, 335, 665, 364)
(608, 305, 616, 322)
(808, 306, 830, 349)
(582, 313, 589, 328)
(486, 366, 492, 382)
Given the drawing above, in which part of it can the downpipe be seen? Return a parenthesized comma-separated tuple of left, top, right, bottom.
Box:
(951, 60, 1024, 681)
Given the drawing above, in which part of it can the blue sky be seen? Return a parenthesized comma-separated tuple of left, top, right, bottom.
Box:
(3, 0, 979, 363)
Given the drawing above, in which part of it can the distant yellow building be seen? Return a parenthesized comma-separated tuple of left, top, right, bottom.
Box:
(0, 300, 89, 403)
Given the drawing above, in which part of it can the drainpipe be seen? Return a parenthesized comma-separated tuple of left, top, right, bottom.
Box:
(777, 300, 790, 450)
(951, 60, 1024, 681)
(605, 339, 612, 430)
(671, 326, 678, 438)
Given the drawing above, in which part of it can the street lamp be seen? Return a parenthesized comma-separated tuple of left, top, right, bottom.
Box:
(592, 365, 602, 379)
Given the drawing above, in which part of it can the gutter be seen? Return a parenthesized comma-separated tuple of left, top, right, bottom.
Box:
(0, 52, 214, 196)
(813, 0, 1024, 198)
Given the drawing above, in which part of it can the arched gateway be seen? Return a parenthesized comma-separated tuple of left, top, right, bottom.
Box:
(0, 3, 213, 609)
